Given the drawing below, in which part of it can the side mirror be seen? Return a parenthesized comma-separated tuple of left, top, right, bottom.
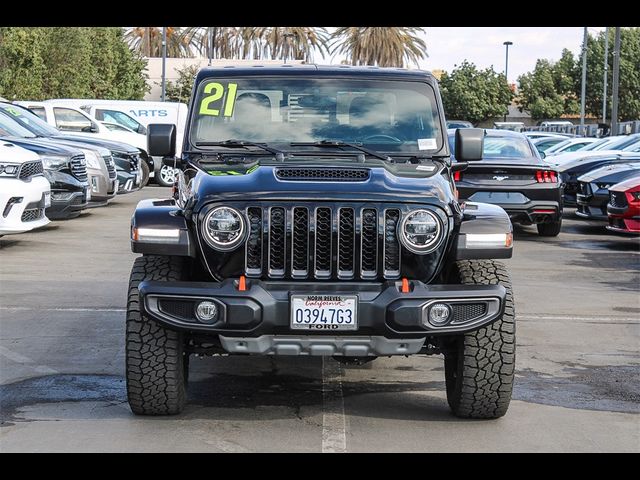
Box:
(138, 124, 147, 135)
(90, 123, 99, 133)
(540, 151, 546, 159)
(148, 123, 176, 157)
(455, 128, 484, 161)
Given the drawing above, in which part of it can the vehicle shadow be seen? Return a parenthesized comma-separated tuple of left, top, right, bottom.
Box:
(0, 225, 60, 249)
(0, 357, 468, 424)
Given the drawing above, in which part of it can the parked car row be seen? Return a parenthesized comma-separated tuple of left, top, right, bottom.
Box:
(0, 100, 158, 236)
(447, 126, 640, 236)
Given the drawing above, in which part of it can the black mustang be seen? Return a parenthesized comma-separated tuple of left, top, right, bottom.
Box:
(449, 129, 563, 236)
(576, 160, 640, 220)
(555, 152, 640, 207)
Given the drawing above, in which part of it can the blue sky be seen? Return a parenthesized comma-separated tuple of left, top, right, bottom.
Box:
(327, 27, 605, 84)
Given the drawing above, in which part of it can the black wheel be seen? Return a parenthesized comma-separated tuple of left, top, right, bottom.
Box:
(126, 255, 188, 415)
(537, 218, 562, 236)
(156, 164, 177, 187)
(139, 160, 150, 188)
(444, 260, 516, 419)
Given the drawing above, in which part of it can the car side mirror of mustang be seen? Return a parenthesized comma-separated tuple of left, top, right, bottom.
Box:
(455, 128, 484, 161)
(148, 123, 176, 157)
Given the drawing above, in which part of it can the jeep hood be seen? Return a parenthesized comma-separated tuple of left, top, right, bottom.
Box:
(190, 163, 453, 211)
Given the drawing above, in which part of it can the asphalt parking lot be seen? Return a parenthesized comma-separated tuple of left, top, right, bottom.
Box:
(0, 186, 638, 452)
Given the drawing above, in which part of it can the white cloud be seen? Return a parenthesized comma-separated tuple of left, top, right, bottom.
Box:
(417, 27, 606, 83)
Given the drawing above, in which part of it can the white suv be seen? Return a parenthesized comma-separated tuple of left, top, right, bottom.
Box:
(0, 142, 51, 236)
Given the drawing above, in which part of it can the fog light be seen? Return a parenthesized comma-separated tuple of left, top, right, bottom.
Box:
(195, 301, 218, 323)
(428, 303, 451, 326)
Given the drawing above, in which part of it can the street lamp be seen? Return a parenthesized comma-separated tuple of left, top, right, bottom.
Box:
(503, 41, 513, 122)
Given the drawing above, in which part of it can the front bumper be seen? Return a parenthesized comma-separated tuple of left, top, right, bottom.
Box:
(138, 279, 507, 355)
(458, 187, 562, 225)
(86, 169, 118, 207)
(44, 169, 90, 219)
(606, 202, 640, 234)
(576, 191, 608, 220)
(0, 176, 51, 235)
(117, 171, 138, 194)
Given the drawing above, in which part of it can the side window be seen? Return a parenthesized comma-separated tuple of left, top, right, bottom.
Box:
(565, 143, 585, 152)
(53, 107, 93, 132)
(29, 107, 47, 121)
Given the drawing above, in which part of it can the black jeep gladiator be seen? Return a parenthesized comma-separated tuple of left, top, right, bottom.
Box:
(127, 65, 516, 418)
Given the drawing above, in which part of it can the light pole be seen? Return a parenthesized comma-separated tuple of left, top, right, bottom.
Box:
(611, 27, 621, 136)
(580, 27, 588, 128)
(602, 27, 609, 124)
(161, 27, 167, 102)
(503, 41, 513, 122)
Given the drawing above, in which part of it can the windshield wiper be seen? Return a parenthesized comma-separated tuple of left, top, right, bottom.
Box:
(290, 140, 393, 162)
(195, 139, 286, 161)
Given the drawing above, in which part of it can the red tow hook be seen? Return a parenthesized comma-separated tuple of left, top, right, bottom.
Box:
(237, 275, 247, 291)
(401, 277, 410, 293)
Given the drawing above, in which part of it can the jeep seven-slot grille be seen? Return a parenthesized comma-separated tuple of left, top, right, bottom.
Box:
(276, 168, 370, 181)
(69, 155, 87, 181)
(18, 161, 44, 180)
(244, 205, 402, 280)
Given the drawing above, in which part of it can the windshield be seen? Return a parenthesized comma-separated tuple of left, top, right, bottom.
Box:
(0, 104, 60, 137)
(0, 110, 38, 138)
(94, 109, 142, 131)
(190, 77, 443, 154)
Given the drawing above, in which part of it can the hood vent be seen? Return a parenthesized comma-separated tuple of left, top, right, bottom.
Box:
(275, 168, 370, 182)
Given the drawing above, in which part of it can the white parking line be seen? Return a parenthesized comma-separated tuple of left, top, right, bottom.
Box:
(0, 345, 59, 374)
(0, 307, 126, 312)
(518, 314, 639, 322)
(322, 357, 347, 453)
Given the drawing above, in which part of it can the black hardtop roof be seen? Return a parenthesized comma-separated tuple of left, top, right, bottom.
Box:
(195, 64, 436, 83)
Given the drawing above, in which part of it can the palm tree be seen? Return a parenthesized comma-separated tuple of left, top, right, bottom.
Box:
(330, 27, 427, 68)
(180, 27, 329, 62)
(250, 27, 330, 62)
(180, 27, 246, 60)
(124, 27, 194, 57)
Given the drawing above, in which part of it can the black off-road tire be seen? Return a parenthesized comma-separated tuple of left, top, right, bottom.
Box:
(537, 218, 562, 236)
(444, 260, 516, 419)
(126, 255, 188, 415)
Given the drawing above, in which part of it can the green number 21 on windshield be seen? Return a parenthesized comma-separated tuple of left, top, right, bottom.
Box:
(199, 82, 238, 117)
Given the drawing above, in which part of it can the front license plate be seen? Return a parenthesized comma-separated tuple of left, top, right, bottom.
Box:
(290, 295, 358, 331)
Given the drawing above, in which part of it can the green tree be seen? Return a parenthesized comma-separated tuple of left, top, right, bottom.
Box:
(439, 61, 514, 125)
(584, 28, 640, 121)
(517, 60, 566, 120)
(164, 64, 199, 103)
(330, 27, 427, 68)
(98, 28, 150, 99)
(516, 49, 580, 120)
(0, 28, 47, 100)
(0, 27, 149, 101)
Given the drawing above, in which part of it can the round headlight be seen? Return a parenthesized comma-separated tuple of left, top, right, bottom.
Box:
(399, 209, 442, 254)
(202, 206, 246, 251)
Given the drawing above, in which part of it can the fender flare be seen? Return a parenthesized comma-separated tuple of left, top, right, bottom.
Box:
(131, 198, 195, 257)
(454, 202, 513, 260)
